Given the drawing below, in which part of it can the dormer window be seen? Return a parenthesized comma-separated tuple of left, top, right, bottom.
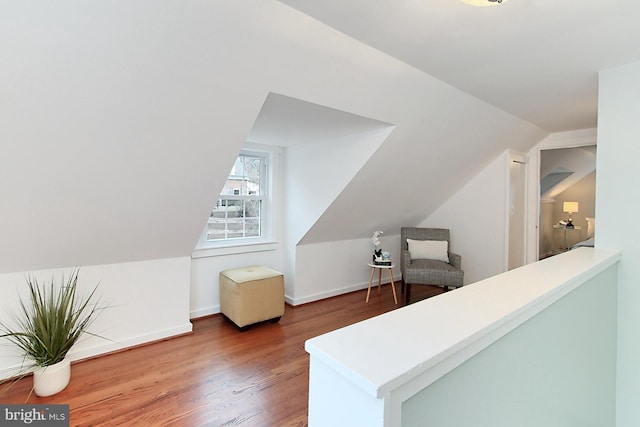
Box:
(206, 151, 267, 242)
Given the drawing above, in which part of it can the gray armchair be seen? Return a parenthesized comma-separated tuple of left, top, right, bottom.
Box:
(401, 227, 464, 304)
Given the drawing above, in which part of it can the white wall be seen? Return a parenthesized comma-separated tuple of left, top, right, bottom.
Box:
(0, 1, 253, 273)
(420, 152, 510, 284)
(293, 234, 401, 305)
(0, 258, 192, 380)
(190, 246, 284, 318)
(287, 129, 393, 247)
(189, 142, 286, 318)
(597, 59, 640, 426)
(188, 126, 393, 313)
(189, 234, 403, 313)
(283, 127, 392, 297)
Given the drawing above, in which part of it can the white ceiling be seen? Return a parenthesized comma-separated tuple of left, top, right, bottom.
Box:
(278, 0, 640, 132)
(248, 93, 393, 146)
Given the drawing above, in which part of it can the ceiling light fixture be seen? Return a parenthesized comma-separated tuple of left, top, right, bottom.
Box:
(462, 0, 508, 6)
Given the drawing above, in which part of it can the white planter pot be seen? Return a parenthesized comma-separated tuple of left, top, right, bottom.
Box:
(33, 358, 71, 397)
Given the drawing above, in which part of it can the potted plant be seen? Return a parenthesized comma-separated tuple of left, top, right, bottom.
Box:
(0, 268, 105, 397)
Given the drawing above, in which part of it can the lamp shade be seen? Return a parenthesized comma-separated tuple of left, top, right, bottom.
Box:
(563, 201, 579, 213)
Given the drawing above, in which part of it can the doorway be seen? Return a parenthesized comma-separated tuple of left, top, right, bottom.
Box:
(538, 147, 596, 258)
(525, 129, 598, 264)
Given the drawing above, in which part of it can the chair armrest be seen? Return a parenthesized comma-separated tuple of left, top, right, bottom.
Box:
(449, 252, 462, 269)
(401, 249, 411, 274)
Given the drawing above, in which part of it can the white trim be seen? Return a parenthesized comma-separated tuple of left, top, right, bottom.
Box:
(505, 150, 527, 271)
(195, 143, 282, 251)
(0, 323, 193, 380)
(191, 241, 278, 259)
(190, 305, 221, 319)
(69, 322, 193, 361)
(286, 276, 401, 306)
(379, 250, 620, 402)
(287, 282, 370, 306)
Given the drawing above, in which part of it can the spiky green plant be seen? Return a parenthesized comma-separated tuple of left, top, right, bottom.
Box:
(0, 268, 104, 367)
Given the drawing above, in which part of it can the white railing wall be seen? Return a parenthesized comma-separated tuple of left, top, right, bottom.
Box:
(305, 248, 620, 427)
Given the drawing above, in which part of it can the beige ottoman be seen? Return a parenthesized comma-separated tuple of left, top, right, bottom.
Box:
(219, 265, 284, 330)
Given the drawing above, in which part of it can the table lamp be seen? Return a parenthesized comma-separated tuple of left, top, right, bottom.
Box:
(563, 201, 579, 228)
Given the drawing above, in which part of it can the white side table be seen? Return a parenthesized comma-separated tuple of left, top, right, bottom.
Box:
(366, 263, 397, 304)
(553, 225, 583, 251)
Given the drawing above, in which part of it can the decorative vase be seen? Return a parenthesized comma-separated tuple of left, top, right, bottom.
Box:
(33, 358, 71, 397)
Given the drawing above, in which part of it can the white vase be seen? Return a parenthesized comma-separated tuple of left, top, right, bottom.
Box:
(33, 358, 71, 397)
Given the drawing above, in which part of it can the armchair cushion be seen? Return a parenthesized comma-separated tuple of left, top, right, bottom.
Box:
(406, 238, 449, 263)
(404, 258, 463, 287)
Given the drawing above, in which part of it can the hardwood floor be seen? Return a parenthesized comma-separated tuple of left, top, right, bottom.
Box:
(1, 284, 443, 426)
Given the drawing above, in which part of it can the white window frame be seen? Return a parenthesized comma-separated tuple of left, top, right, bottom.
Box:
(193, 145, 277, 257)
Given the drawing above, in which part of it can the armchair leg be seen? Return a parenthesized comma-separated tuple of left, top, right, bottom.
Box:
(401, 278, 405, 294)
(405, 283, 411, 305)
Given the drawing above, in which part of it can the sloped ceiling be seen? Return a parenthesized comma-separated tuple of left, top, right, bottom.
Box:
(277, 0, 640, 132)
(0, 1, 548, 273)
(248, 93, 392, 147)
(540, 146, 597, 200)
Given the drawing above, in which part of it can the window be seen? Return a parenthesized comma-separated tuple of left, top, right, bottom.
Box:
(204, 151, 268, 243)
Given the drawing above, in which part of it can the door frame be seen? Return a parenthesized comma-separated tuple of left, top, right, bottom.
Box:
(525, 128, 597, 264)
(506, 150, 527, 271)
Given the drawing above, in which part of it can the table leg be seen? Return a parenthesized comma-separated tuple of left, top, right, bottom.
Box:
(389, 269, 397, 304)
(377, 268, 382, 295)
(366, 267, 375, 303)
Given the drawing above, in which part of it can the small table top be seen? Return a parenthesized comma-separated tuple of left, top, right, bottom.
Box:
(553, 224, 582, 230)
(368, 263, 395, 269)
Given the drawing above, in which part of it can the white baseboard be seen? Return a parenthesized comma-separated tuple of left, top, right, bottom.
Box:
(191, 275, 403, 312)
(190, 305, 221, 319)
(0, 322, 194, 381)
(287, 277, 401, 306)
(69, 322, 194, 362)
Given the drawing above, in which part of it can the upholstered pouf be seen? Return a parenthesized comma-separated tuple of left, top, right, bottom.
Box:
(219, 265, 285, 330)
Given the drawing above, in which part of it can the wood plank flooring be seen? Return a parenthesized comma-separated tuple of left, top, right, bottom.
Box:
(0, 284, 443, 426)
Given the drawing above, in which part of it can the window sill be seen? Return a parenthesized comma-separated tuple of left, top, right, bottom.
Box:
(191, 241, 279, 259)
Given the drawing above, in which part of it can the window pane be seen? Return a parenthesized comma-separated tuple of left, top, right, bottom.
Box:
(244, 199, 261, 219)
(224, 200, 243, 218)
(226, 218, 243, 229)
(242, 157, 262, 196)
(245, 177, 260, 195)
(207, 221, 226, 240)
(203, 151, 266, 244)
(222, 180, 241, 196)
(223, 157, 245, 195)
(210, 200, 227, 219)
(244, 218, 260, 237)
